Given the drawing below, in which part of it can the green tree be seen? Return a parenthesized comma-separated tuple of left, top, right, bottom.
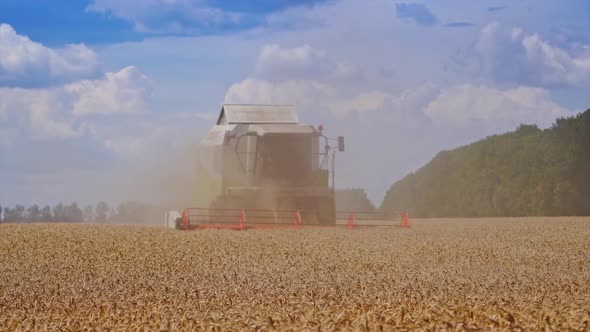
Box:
(381, 109, 590, 217)
(41, 206, 52, 222)
(95, 202, 109, 223)
(26, 205, 41, 222)
(83, 205, 94, 223)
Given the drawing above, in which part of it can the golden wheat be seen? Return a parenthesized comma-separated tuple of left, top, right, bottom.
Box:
(1, 218, 589, 330)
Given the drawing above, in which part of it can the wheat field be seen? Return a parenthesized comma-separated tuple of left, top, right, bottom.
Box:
(1, 218, 589, 330)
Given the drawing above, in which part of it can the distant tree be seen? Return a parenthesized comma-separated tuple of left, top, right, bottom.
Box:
(114, 202, 132, 223)
(53, 202, 68, 222)
(3, 207, 13, 222)
(65, 203, 84, 222)
(0, 205, 3, 223)
(3, 205, 25, 222)
(83, 205, 94, 223)
(95, 202, 109, 223)
(14, 205, 25, 221)
(27, 204, 41, 222)
(40, 206, 52, 222)
(53, 203, 66, 222)
(108, 207, 116, 222)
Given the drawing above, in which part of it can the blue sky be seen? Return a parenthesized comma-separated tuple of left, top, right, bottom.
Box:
(0, 0, 328, 45)
(0, 0, 138, 45)
(1, 0, 589, 207)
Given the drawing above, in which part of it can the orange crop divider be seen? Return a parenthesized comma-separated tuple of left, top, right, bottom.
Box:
(294, 210, 303, 228)
(239, 209, 247, 230)
(346, 212, 356, 230)
(182, 208, 189, 231)
(401, 211, 411, 228)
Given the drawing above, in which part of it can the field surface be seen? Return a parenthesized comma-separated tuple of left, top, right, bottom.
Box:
(1, 218, 589, 330)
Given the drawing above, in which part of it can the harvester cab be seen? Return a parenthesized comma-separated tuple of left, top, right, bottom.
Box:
(190, 104, 343, 226)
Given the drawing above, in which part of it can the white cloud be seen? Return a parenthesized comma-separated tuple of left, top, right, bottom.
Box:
(252, 43, 364, 84)
(332, 91, 394, 114)
(67, 66, 150, 116)
(227, 44, 573, 130)
(0, 127, 17, 149)
(0, 88, 79, 141)
(87, 0, 242, 33)
(224, 75, 439, 121)
(82, 114, 194, 157)
(0, 67, 150, 142)
(254, 44, 328, 80)
(424, 84, 569, 129)
(28, 94, 81, 140)
(0, 24, 99, 86)
(224, 78, 334, 110)
(87, 0, 336, 34)
(330, 85, 440, 116)
(465, 22, 590, 87)
(225, 44, 389, 115)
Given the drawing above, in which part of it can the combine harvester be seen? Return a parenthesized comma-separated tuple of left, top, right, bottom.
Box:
(166, 104, 410, 230)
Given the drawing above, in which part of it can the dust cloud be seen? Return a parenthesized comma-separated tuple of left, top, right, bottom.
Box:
(91, 143, 202, 225)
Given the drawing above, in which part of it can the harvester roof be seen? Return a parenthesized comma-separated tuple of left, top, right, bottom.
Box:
(201, 104, 314, 147)
(217, 104, 298, 125)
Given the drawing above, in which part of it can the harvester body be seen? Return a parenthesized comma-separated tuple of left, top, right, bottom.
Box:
(194, 104, 337, 225)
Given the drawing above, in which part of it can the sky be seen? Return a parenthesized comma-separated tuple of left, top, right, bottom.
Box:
(1, 0, 589, 207)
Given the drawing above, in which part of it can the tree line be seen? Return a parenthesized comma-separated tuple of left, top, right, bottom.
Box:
(0, 202, 161, 224)
(1, 190, 377, 224)
(381, 108, 590, 217)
